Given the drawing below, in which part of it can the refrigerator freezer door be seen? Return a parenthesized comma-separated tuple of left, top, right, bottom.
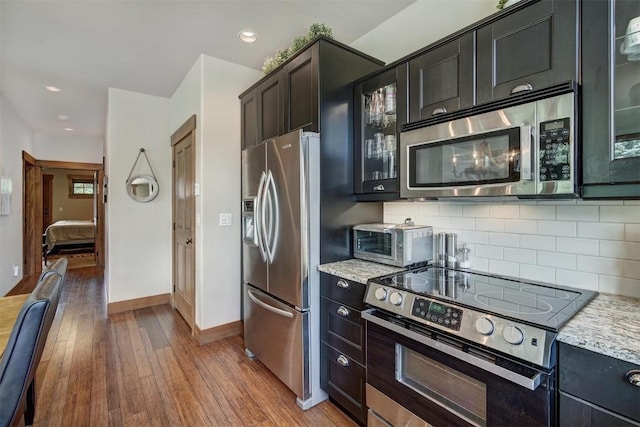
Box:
(266, 131, 307, 309)
(244, 284, 308, 400)
(242, 144, 268, 292)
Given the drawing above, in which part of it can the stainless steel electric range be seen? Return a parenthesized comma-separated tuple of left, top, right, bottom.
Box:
(362, 265, 597, 427)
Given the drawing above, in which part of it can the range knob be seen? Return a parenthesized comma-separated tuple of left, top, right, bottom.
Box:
(503, 325, 525, 345)
(374, 287, 388, 301)
(389, 292, 403, 306)
(475, 317, 495, 336)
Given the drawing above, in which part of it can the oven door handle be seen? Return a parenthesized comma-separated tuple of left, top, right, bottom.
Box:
(362, 310, 542, 391)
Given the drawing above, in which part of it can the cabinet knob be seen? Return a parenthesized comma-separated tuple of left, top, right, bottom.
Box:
(336, 354, 350, 367)
(626, 370, 640, 387)
(336, 306, 350, 317)
(336, 279, 350, 289)
(431, 106, 447, 116)
(373, 184, 385, 191)
(511, 83, 533, 95)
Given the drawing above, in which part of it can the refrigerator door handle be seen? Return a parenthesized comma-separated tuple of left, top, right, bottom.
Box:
(260, 171, 271, 263)
(256, 171, 267, 262)
(266, 170, 280, 262)
(247, 288, 294, 318)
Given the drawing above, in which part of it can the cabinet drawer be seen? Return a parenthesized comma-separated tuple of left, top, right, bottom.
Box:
(559, 392, 639, 427)
(321, 297, 364, 362)
(559, 343, 640, 422)
(320, 273, 366, 311)
(322, 344, 367, 425)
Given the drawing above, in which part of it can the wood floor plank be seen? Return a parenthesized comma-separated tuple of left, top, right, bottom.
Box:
(30, 267, 357, 427)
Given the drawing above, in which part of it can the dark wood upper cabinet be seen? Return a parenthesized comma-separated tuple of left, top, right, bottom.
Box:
(476, 0, 578, 104)
(257, 72, 283, 143)
(409, 32, 474, 121)
(581, 0, 640, 198)
(283, 44, 319, 133)
(240, 88, 258, 149)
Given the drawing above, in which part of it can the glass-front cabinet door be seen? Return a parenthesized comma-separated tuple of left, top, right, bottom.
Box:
(354, 64, 407, 200)
(582, 0, 640, 198)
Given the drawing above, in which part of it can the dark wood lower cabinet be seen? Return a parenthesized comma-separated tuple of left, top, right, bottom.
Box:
(321, 343, 367, 425)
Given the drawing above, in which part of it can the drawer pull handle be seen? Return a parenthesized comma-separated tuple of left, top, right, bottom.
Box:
(336, 279, 350, 289)
(373, 184, 385, 191)
(336, 306, 350, 317)
(511, 83, 533, 95)
(336, 355, 350, 367)
(626, 370, 640, 386)
(431, 106, 447, 116)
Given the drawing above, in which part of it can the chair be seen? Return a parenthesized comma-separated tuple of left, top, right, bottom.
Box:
(0, 258, 67, 427)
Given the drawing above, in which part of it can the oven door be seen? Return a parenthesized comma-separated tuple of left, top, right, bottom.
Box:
(364, 310, 555, 427)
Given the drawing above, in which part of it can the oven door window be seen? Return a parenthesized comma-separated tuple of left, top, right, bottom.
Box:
(354, 230, 393, 257)
(396, 343, 487, 427)
(409, 127, 521, 188)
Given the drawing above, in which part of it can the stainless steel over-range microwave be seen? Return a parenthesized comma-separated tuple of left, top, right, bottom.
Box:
(400, 84, 579, 199)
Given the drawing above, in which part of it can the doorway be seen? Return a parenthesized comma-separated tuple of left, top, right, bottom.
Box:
(22, 152, 105, 275)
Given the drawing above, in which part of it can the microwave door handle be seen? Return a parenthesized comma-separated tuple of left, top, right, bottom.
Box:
(520, 125, 533, 180)
(256, 172, 268, 262)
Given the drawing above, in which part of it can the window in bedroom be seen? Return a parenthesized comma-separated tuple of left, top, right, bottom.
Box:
(68, 175, 95, 199)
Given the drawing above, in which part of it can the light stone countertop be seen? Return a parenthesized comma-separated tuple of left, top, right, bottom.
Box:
(558, 293, 640, 366)
(318, 259, 405, 284)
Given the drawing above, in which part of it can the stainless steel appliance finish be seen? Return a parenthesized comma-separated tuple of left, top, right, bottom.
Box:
(400, 89, 578, 199)
(363, 265, 597, 426)
(353, 222, 433, 267)
(241, 130, 326, 409)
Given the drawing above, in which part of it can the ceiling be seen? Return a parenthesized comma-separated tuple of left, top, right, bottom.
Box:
(0, 1, 415, 139)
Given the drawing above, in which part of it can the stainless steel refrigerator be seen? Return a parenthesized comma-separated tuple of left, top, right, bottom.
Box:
(241, 130, 326, 409)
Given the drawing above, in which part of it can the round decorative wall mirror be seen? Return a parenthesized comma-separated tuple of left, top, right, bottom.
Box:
(126, 174, 158, 202)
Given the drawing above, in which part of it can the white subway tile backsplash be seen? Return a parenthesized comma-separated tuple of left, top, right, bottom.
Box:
(384, 200, 639, 297)
(463, 204, 491, 218)
(488, 259, 519, 277)
(463, 230, 489, 245)
(599, 240, 640, 261)
(520, 235, 555, 251)
(474, 245, 504, 260)
(600, 206, 640, 223)
(623, 260, 640, 280)
(577, 222, 625, 240)
(537, 221, 576, 237)
(450, 217, 476, 230)
(489, 232, 519, 248)
(490, 205, 520, 218)
(598, 275, 640, 298)
(504, 248, 536, 264)
(439, 204, 463, 217)
(556, 206, 599, 222)
(519, 205, 555, 220)
(556, 269, 598, 291)
(556, 237, 598, 256)
(538, 251, 576, 269)
(520, 264, 555, 283)
(576, 255, 624, 276)
(476, 218, 504, 232)
(504, 219, 537, 234)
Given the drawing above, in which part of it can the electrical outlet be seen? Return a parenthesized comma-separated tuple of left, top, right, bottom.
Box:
(12, 264, 19, 277)
(219, 213, 232, 227)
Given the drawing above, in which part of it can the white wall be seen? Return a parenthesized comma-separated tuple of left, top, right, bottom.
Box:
(105, 88, 171, 303)
(385, 201, 640, 298)
(350, 0, 497, 63)
(0, 95, 35, 294)
(170, 54, 260, 330)
(43, 168, 94, 222)
(34, 133, 103, 164)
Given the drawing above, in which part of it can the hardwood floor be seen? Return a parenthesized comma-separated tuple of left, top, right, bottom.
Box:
(29, 267, 356, 426)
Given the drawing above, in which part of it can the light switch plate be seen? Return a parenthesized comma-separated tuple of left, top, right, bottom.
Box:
(219, 213, 232, 227)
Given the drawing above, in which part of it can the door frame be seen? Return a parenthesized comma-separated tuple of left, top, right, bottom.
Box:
(23, 153, 105, 275)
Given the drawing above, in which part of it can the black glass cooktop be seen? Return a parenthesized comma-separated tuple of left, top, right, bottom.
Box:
(372, 265, 597, 330)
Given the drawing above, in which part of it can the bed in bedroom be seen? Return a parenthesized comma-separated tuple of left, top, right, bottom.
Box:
(43, 220, 95, 263)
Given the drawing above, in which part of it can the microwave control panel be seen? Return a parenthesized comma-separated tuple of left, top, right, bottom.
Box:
(539, 117, 571, 182)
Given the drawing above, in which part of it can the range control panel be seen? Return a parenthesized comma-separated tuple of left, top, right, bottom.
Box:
(539, 117, 571, 182)
(411, 298, 462, 331)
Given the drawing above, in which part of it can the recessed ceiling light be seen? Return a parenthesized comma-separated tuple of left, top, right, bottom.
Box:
(238, 31, 259, 43)
(58, 114, 69, 121)
(45, 85, 61, 92)
(64, 127, 74, 132)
